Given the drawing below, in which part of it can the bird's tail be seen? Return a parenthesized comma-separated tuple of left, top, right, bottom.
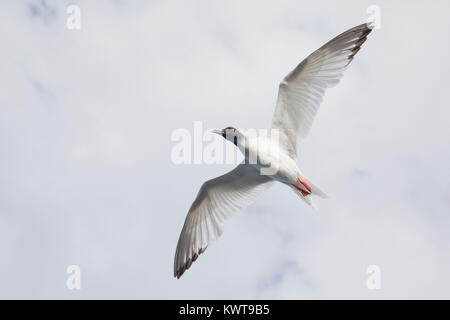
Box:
(291, 176, 328, 210)
(301, 176, 329, 199)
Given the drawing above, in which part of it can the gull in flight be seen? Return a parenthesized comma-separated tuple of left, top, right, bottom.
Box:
(174, 23, 373, 278)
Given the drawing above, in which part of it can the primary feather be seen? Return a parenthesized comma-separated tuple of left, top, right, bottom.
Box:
(174, 163, 273, 278)
(270, 23, 372, 158)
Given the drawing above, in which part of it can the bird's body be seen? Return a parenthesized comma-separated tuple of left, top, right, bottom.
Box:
(234, 132, 325, 205)
(174, 23, 373, 278)
(245, 136, 303, 185)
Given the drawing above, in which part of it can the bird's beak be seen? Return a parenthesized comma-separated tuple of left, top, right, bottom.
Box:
(208, 129, 224, 135)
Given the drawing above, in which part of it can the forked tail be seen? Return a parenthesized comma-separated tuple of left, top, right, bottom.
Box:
(291, 175, 328, 209)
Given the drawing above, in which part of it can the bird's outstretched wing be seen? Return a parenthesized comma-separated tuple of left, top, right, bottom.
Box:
(270, 23, 373, 159)
(174, 163, 273, 278)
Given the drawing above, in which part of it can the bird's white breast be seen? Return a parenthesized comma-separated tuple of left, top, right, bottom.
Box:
(244, 136, 299, 184)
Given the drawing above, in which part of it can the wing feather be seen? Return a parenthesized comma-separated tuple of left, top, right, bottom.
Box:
(270, 23, 373, 158)
(174, 163, 273, 278)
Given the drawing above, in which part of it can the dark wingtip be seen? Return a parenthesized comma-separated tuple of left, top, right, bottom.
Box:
(347, 23, 373, 62)
(174, 246, 208, 279)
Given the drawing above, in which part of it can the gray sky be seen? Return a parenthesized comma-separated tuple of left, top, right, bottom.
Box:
(0, 0, 449, 299)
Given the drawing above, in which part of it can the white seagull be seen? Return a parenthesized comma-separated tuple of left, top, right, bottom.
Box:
(174, 23, 373, 278)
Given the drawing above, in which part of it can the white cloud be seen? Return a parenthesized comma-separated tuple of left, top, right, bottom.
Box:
(0, 0, 449, 298)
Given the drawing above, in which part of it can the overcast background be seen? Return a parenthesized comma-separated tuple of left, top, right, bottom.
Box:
(1, 0, 449, 299)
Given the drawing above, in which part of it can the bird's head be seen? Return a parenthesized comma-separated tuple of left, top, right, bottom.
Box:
(210, 126, 242, 146)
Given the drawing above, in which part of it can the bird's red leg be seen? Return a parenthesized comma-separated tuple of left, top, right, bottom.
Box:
(297, 177, 311, 193)
(293, 176, 312, 196)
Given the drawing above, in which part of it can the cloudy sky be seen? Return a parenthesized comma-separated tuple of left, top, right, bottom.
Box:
(0, 0, 449, 299)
